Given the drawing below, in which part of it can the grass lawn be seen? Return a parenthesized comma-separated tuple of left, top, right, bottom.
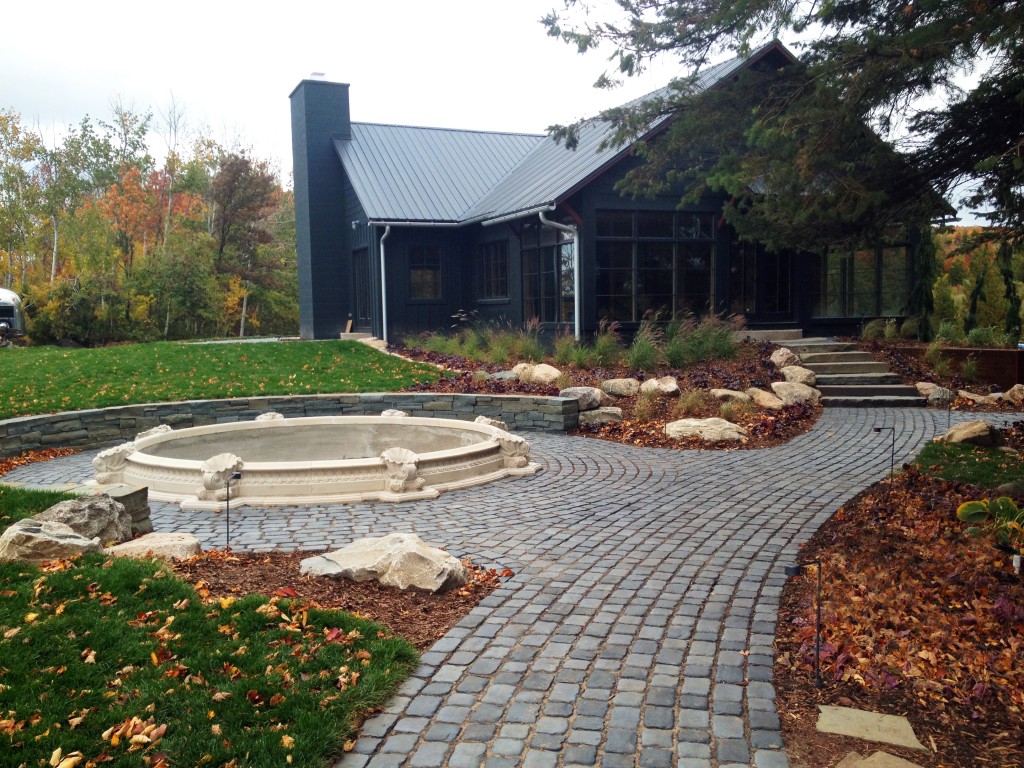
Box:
(0, 486, 78, 529)
(0, 340, 439, 420)
(913, 439, 1024, 489)
(0, 554, 418, 767)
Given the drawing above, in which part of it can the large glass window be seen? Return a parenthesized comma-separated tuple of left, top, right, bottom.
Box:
(479, 241, 508, 300)
(810, 236, 911, 318)
(521, 221, 574, 323)
(409, 246, 441, 300)
(595, 210, 715, 322)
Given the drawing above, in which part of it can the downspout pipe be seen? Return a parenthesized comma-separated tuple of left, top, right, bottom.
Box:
(539, 210, 581, 341)
(378, 225, 391, 344)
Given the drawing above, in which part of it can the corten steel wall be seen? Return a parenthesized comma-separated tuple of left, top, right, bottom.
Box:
(907, 347, 1024, 390)
(0, 394, 580, 459)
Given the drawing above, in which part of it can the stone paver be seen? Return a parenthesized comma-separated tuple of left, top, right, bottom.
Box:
(2, 408, 1011, 767)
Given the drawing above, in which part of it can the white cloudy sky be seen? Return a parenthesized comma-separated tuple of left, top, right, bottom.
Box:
(1, 0, 687, 183)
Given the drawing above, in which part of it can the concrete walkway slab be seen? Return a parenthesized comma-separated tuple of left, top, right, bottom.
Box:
(2, 408, 1013, 767)
(817, 706, 927, 751)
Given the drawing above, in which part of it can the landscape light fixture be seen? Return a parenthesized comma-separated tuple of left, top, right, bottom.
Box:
(224, 471, 241, 551)
(784, 559, 823, 688)
(873, 425, 896, 480)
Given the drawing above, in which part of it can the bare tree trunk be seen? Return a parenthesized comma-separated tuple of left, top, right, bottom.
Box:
(239, 290, 248, 338)
(164, 302, 171, 338)
(50, 215, 59, 283)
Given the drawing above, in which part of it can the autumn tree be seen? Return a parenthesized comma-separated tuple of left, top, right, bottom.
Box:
(544, 0, 1024, 249)
(0, 109, 41, 286)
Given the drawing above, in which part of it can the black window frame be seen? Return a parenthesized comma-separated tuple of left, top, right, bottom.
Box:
(408, 245, 442, 302)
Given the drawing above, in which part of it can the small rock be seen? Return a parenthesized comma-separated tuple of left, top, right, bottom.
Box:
(559, 386, 605, 411)
(299, 532, 467, 593)
(935, 419, 998, 446)
(915, 382, 938, 397)
(578, 407, 623, 426)
(489, 370, 518, 381)
(771, 381, 821, 406)
(664, 417, 747, 442)
(639, 376, 680, 398)
(770, 347, 800, 368)
(710, 388, 752, 404)
(780, 365, 817, 387)
(600, 378, 640, 397)
(0, 519, 102, 562)
(34, 495, 132, 544)
(927, 386, 955, 407)
(745, 388, 786, 411)
(996, 481, 1024, 498)
(106, 532, 203, 561)
(958, 389, 1004, 406)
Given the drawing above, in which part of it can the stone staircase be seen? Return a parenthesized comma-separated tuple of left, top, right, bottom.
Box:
(784, 337, 926, 408)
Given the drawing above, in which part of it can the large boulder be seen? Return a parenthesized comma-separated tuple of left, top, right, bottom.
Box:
(0, 519, 102, 563)
(639, 376, 680, 398)
(664, 417, 747, 442)
(106, 533, 203, 561)
(770, 347, 800, 368)
(934, 419, 999, 446)
(745, 388, 786, 411)
(771, 381, 821, 406)
(600, 378, 641, 398)
(578, 407, 623, 426)
(915, 382, 939, 397)
(559, 386, 606, 411)
(299, 532, 468, 593)
(1005, 384, 1024, 407)
(710, 388, 752, 404)
(780, 365, 817, 387)
(33, 495, 132, 544)
(512, 362, 562, 386)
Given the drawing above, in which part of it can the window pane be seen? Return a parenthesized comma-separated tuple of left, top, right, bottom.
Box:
(596, 211, 633, 238)
(880, 247, 908, 315)
(479, 241, 508, 299)
(637, 241, 673, 319)
(678, 242, 713, 316)
(637, 212, 673, 238)
(677, 213, 714, 240)
(851, 249, 877, 316)
(409, 246, 441, 300)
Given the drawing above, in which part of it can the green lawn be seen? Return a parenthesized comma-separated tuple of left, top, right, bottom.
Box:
(0, 554, 418, 767)
(913, 440, 1024, 489)
(0, 485, 78, 529)
(0, 340, 439, 419)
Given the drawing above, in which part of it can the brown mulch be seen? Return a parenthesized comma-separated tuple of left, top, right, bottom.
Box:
(775, 468, 1024, 768)
(168, 549, 509, 651)
(398, 342, 822, 450)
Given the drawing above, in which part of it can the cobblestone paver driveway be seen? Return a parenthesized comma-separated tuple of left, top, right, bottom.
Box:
(3, 408, 1012, 767)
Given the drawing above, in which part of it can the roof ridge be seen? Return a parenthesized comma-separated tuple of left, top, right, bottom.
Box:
(352, 121, 545, 139)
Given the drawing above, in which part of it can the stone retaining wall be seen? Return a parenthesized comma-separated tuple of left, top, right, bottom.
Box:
(0, 393, 580, 458)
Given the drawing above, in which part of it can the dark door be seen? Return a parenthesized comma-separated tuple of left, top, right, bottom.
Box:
(353, 248, 373, 331)
(728, 241, 795, 324)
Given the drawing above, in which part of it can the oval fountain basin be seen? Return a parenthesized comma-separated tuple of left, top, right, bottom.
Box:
(103, 415, 540, 509)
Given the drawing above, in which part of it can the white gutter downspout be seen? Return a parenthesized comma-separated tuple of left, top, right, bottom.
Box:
(378, 225, 391, 344)
(539, 211, 581, 341)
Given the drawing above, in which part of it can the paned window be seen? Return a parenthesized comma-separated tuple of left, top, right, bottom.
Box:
(809, 235, 911, 318)
(595, 210, 715, 322)
(521, 221, 574, 323)
(479, 241, 509, 300)
(409, 246, 441, 300)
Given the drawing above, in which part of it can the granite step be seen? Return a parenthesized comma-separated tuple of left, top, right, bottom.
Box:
(804, 361, 892, 375)
(822, 394, 927, 408)
(817, 384, 923, 398)
(800, 350, 876, 364)
(815, 372, 904, 386)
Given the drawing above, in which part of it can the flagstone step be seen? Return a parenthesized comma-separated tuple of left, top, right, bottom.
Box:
(817, 384, 923, 398)
(800, 350, 876, 364)
(815, 373, 904, 386)
(804, 361, 892, 375)
(782, 338, 856, 354)
(821, 394, 927, 408)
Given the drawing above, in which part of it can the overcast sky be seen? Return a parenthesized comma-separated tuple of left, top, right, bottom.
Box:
(2, 0, 686, 184)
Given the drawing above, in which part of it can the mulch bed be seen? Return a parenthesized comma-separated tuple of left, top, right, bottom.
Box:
(168, 549, 509, 651)
(398, 342, 822, 450)
(775, 467, 1024, 767)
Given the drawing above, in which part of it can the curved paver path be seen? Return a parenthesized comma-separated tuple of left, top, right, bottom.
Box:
(3, 407, 1016, 768)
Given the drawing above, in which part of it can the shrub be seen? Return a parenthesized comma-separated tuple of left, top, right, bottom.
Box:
(957, 496, 1024, 555)
(592, 320, 624, 367)
(935, 320, 965, 345)
(666, 315, 739, 366)
(960, 354, 979, 382)
(552, 330, 579, 366)
(720, 399, 753, 422)
(673, 389, 707, 417)
(862, 318, 888, 340)
(555, 371, 573, 390)
(632, 391, 658, 421)
(966, 325, 1013, 348)
(883, 318, 899, 340)
(571, 344, 597, 369)
(899, 316, 922, 339)
(626, 317, 663, 372)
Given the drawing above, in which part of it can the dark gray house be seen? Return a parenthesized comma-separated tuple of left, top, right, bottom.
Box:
(291, 41, 916, 343)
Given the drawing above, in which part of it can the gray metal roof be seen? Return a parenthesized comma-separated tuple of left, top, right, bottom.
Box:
(336, 41, 793, 225)
(336, 124, 541, 223)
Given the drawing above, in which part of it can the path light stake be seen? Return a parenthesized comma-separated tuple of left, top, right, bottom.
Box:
(784, 560, 823, 688)
(225, 471, 241, 551)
